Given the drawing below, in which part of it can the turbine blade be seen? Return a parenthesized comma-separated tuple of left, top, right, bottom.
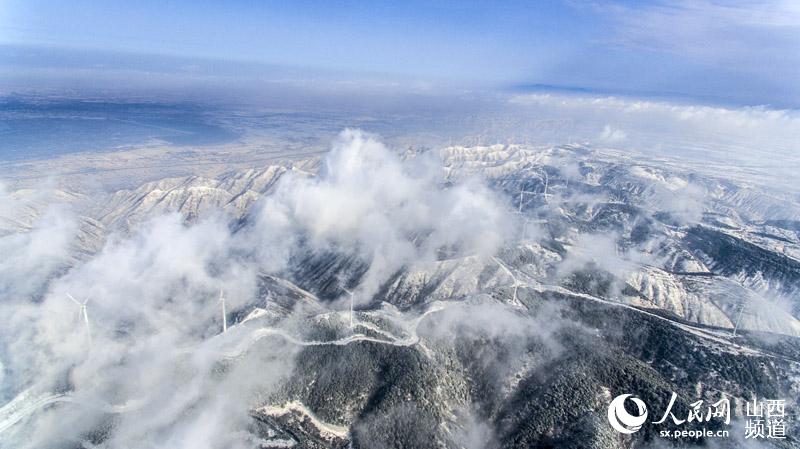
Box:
(66, 293, 81, 305)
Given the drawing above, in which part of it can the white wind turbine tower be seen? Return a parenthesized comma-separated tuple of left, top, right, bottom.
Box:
(732, 300, 747, 337)
(510, 273, 524, 305)
(516, 187, 537, 240)
(219, 289, 227, 333)
(517, 188, 536, 214)
(493, 257, 524, 306)
(342, 287, 355, 330)
(66, 293, 91, 345)
(540, 170, 550, 204)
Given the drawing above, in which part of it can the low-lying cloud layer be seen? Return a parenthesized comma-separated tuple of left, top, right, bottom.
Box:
(508, 93, 800, 194)
(253, 129, 512, 299)
(0, 130, 515, 448)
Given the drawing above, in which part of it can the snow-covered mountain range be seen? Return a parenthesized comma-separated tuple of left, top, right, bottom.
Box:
(1, 138, 798, 448)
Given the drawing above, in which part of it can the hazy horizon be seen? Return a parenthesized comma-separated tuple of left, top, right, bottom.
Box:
(3, 1, 800, 107)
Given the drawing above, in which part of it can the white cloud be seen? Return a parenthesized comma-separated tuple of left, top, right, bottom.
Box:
(595, 1, 800, 66)
(0, 183, 78, 300)
(252, 129, 514, 299)
(0, 130, 516, 447)
(599, 124, 626, 143)
(509, 93, 800, 193)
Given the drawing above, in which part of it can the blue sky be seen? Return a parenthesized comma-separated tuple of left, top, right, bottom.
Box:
(2, 0, 799, 106)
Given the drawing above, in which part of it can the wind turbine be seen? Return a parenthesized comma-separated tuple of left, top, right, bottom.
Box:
(540, 170, 550, 204)
(66, 293, 91, 345)
(516, 187, 538, 241)
(517, 188, 536, 214)
(493, 257, 525, 306)
(219, 289, 227, 333)
(509, 274, 524, 304)
(342, 287, 355, 330)
(732, 300, 746, 337)
(265, 290, 274, 307)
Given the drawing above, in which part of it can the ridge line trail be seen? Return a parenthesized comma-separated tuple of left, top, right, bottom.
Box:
(256, 400, 349, 439)
(219, 302, 447, 360)
(0, 304, 445, 436)
(0, 392, 69, 434)
(0, 391, 140, 435)
(5, 274, 796, 435)
(492, 253, 800, 366)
